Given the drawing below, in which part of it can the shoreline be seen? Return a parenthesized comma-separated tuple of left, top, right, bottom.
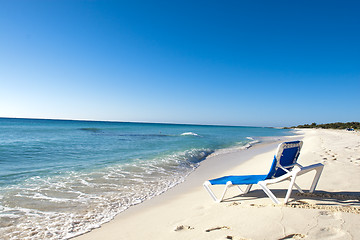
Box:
(74, 133, 298, 239)
(75, 128, 360, 240)
(0, 119, 294, 240)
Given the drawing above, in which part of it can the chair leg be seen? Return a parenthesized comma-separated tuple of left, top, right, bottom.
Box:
(297, 163, 324, 193)
(203, 181, 219, 202)
(309, 165, 324, 193)
(293, 182, 304, 193)
(284, 175, 297, 203)
(258, 182, 280, 204)
(218, 182, 232, 202)
(203, 181, 232, 203)
(237, 184, 252, 194)
(245, 184, 253, 194)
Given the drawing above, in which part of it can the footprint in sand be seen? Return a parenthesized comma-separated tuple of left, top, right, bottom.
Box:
(313, 227, 347, 239)
(308, 211, 349, 239)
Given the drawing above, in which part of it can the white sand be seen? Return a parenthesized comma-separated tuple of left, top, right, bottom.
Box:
(75, 129, 360, 240)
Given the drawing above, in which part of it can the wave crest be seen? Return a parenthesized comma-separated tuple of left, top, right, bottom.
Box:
(180, 132, 200, 137)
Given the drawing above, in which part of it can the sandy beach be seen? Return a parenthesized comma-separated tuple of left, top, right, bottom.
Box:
(75, 129, 360, 240)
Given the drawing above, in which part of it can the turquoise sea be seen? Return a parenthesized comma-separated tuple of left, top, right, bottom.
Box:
(0, 118, 292, 239)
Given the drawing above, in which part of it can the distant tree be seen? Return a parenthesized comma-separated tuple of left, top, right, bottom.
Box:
(292, 122, 360, 130)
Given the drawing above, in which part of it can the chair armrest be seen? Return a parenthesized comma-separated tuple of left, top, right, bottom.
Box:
(298, 163, 324, 176)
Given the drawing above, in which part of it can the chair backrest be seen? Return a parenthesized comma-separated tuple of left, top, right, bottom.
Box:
(265, 141, 303, 179)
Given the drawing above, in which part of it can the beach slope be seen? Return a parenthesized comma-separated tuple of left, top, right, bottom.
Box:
(75, 129, 360, 240)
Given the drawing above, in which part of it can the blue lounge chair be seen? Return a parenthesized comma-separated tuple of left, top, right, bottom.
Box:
(203, 141, 324, 204)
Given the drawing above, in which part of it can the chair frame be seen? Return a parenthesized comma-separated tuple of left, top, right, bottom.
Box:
(203, 141, 324, 204)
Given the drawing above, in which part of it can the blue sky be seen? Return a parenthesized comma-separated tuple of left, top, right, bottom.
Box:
(1, 1, 359, 127)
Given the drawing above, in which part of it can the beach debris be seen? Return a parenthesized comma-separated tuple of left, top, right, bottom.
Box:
(174, 225, 194, 231)
(228, 202, 241, 206)
(248, 203, 266, 208)
(288, 200, 309, 205)
(278, 233, 306, 239)
(205, 226, 230, 232)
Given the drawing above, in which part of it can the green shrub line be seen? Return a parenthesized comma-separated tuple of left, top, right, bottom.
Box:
(288, 122, 360, 130)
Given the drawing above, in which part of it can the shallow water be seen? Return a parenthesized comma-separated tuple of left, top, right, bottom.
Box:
(0, 118, 292, 239)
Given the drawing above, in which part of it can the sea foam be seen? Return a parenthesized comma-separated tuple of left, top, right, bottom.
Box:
(180, 132, 200, 136)
(0, 118, 292, 239)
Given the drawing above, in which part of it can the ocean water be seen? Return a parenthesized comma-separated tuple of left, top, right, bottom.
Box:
(0, 118, 292, 239)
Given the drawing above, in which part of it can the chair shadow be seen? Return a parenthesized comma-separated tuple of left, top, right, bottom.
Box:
(221, 189, 360, 206)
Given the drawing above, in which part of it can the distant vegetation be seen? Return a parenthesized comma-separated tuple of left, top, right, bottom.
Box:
(290, 122, 360, 130)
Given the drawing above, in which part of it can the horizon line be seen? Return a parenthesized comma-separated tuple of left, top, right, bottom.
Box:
(0, 116, 273, 128)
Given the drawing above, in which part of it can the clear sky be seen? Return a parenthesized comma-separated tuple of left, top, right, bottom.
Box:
(1, 1, 359, 127)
